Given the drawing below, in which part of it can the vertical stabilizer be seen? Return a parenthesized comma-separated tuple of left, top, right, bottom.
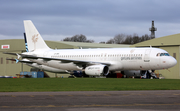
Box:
(24, 20, 50, 52)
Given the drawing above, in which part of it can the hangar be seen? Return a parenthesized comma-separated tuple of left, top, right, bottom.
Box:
(0, 39, 129, 77)
(131, 33, 180, 79)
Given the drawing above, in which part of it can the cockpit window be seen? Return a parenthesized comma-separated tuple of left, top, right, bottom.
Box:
(164, 53, 170, 56)
(156, 53, 160, 56)
(157, 53, 170, 56)
(160, 53, 165, 56)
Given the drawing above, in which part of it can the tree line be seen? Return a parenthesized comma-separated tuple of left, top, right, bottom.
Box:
(63, 34, 94, 43)
(106, 34, 154, 44)
(62, 34, 154, 44)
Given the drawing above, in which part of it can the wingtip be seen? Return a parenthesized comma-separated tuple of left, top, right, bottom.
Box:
(15, 59, 19, 63)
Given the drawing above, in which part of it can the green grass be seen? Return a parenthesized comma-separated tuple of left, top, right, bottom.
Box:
(0, 78, 180, 92)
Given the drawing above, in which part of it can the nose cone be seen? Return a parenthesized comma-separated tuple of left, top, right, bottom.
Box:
(168, 57, 177, 68)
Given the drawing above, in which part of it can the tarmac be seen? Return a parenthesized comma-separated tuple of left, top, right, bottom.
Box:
(0, 90, 180, 111)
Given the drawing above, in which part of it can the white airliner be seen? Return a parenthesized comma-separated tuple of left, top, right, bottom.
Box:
(12, 20, 178, 76)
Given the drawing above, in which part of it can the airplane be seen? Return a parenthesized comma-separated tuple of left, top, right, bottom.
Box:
(6, 20, 178, 77)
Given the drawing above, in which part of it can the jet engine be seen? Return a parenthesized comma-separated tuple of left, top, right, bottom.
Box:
(85, 65, 109, 76)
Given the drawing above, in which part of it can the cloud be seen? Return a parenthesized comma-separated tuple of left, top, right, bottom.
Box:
(0, 34, 22, 40)
(0, 0, 180, 42)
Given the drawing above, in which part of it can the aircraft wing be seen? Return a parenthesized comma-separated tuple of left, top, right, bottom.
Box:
(21, 54, 111, 66)
(3, 52, 18, 56)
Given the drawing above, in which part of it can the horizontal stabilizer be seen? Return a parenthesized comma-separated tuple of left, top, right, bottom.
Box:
(6, 58, 33, 64)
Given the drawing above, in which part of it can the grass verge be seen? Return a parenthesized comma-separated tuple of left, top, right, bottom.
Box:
(0, 78, 180, 92)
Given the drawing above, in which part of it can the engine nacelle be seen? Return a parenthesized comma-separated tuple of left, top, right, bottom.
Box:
(85, 65, 109, 76)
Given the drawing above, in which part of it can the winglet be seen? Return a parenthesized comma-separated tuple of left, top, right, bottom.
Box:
(15, 59, 19, 63)
(16, 53, 21, 59)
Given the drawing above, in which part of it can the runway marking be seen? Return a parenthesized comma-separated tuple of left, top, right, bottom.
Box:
(173, 94, 180, 95)
(1, 103, 180, 108)
(46, 105, 56, 107)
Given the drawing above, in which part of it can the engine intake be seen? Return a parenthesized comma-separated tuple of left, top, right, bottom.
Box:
(85, 65, 109, 76)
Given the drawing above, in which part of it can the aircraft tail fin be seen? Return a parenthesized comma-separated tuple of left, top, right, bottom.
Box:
(23, 20, 50, 52)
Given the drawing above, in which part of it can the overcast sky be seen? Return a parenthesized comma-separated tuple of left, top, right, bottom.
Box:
(0, 0, 180, 42)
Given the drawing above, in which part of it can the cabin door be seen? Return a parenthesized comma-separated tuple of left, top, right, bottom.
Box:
(143, 49, 151, 69)
(144, 49, 151, 62)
